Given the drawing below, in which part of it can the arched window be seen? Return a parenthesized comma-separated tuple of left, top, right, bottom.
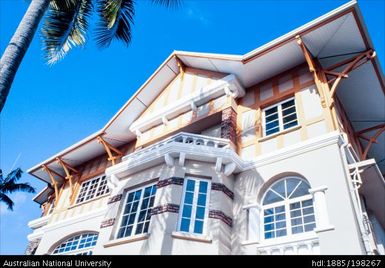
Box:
(262, 177, 316, 240)
(52, 233, 98, 255)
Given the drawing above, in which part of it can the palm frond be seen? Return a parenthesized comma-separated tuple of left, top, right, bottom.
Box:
(42, 0, 93, 64)
(0, 193, 14, 211)
(95, 0, 135, 48)
(2, 182, 36, 194)
(4, 168, 22, 183)
(151, 0, 181, 8)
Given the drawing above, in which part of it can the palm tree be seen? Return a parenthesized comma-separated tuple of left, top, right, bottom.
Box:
(0, 0, 180, 113)
(0, 168, 36, 211)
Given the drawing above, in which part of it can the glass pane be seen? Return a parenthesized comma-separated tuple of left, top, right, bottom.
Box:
(282, 99, 295, 109)
(304, 215, 315, 224)
(186, 180, 195, 192)
(265, 106, 278, 116)
(291, 217, 303, 226)
(275, 205, 285, 213)
(275, 221, 286, 229)
(194, 220, 204, 234)
(182, 205, 192, 218)
(264, 215, 274, 223)
(184, 192, 194, 204)
(272, 182, 286, 198)
(284, 120, 298, 130)
(199, 181, 208, 193)
(138, 211, 146, 222)
(134, 190, 142, 200)
(290, 202, 301, 210)
(263, 190, 284, 205)
(143, 222, 150, 233)
(144, 186, 152, 198)
(292, 226, 304, 234)
(276, 229, 287, 237)
(196, 206, 205, 220)
(282, 106, 296, 116)
(125, 226, 133, 237)
(265, 231, 275, 239)
(290, 209, 301, 218)
(264, 208, 274, 216)
(135, 223, 144, 235)
(128, 214, 136, 224)
(275, 213, 285, 221)
(264, 223, 274, 231)
(304, 223, 316, 232)
(286, 178, 300, 197)
(197, 194, 206, 206)
(290, 182, 310, 198)
(126, 192, 135, 203)
(303, 207, 314, 215)
(180, 218, 190, 232)
(266, 127, 280, 136)
(141, 198, 149, 209)
(302, 199, 313, 207)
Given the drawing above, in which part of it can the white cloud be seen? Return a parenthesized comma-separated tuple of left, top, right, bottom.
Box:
(185, 4, 210, 26)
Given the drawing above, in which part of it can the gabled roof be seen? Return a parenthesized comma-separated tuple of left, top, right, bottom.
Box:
(29, 0, 385, 186)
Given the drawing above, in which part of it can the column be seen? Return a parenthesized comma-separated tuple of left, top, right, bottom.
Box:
(309, 185, 335, 233)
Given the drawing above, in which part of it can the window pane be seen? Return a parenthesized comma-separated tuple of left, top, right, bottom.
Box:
(52, 233, 98, 255)
(180, 218, 190, 232)
(292, 226, 304, 234)
(290, 182, 310, 198)
(282, 99, 295, 109)
(186, 180, 195, 192)
(276, 229, 287, 237)
(286, 178, 301, 198)
(263, 190, 284, 205)
(304, 223, 316, 232)
(275, 221, 286, 229)
(199, 181, 208, 193)
(182, 205, 192, 218)
(272, 182, 286, 198)
(265, 106, 278, 116)
(184, 192, 194, 204)
(265, 231, 275, 239)
(197, 194, 206, 206)
(194, 220, 204, 234)
(196, 206, 205, 220)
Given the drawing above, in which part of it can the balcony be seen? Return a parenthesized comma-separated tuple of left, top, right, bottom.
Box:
(256, 236, 320, 255)
(106, 132, 245, 180)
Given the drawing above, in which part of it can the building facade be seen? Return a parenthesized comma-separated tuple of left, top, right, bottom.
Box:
(26, 1, 385, 255)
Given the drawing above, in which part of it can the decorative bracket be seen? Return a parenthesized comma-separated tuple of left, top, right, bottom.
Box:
(356, 123, 385, 160)
(42, 165, 65, 206)
(97, 136, 123, 165)
(56, 158, 79, 197)
(326, 49, 375, 101)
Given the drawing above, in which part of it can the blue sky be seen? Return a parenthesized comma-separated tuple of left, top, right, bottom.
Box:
(0, 0, 384, 255)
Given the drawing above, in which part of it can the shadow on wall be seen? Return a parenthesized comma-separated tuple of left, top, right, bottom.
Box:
(231, 168, 264, 255)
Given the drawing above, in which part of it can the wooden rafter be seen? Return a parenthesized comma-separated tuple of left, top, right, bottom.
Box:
(356, 123, 385, 160)
(97, 136, 123, 165)
(56, 158, 80, 197)
(296, 35, 338, 129)
(41, 165, 64, 206)
(326, 49, 375, 99)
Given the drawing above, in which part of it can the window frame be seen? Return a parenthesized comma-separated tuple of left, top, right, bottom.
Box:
(177, 176, 211, 235)
(260, 177, 316, 242)
(51, 233, 98, 255)
(75, 174, 110, 204)
(115, 183, 157, 239)
(262, 97, 298, 137)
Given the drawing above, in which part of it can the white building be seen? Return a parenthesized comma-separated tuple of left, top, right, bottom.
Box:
(26, 1, 385, 255)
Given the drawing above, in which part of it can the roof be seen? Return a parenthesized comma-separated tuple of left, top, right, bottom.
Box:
(28, 0, 385, 187)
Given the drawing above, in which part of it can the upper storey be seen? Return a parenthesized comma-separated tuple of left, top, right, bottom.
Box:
(28, 1, 385, 206)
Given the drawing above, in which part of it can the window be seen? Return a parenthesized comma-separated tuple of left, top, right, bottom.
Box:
(116, 184, 157, 239)
(263, 98, 298, 136)
(262, 177, 315, 240)
(52, 233, 98, 255)
(76, 175, 109, 204)
(178, 177, 210, 234)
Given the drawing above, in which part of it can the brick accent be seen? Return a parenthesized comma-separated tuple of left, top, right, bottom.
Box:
(100, 218, 115, 228)
(107, 194, 122, 204)
(221, 107, 237, 145)
(211, 183, 234, 200)
(156, 177, 184, 188)
(151, 203, 180, 215)
(209, 210, 232, 227)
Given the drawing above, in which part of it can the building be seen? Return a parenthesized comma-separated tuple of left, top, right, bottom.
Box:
(26, 1, 385, 255)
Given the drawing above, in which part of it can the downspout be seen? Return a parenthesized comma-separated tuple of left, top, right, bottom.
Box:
(338, 133, 374, 255)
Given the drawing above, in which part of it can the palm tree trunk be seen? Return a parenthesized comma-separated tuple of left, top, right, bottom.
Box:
(0, 0, 50, 113)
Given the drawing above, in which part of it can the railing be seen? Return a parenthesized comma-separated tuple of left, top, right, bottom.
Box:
(257, 236, 320, 255)
(123, 132, 231, 161)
